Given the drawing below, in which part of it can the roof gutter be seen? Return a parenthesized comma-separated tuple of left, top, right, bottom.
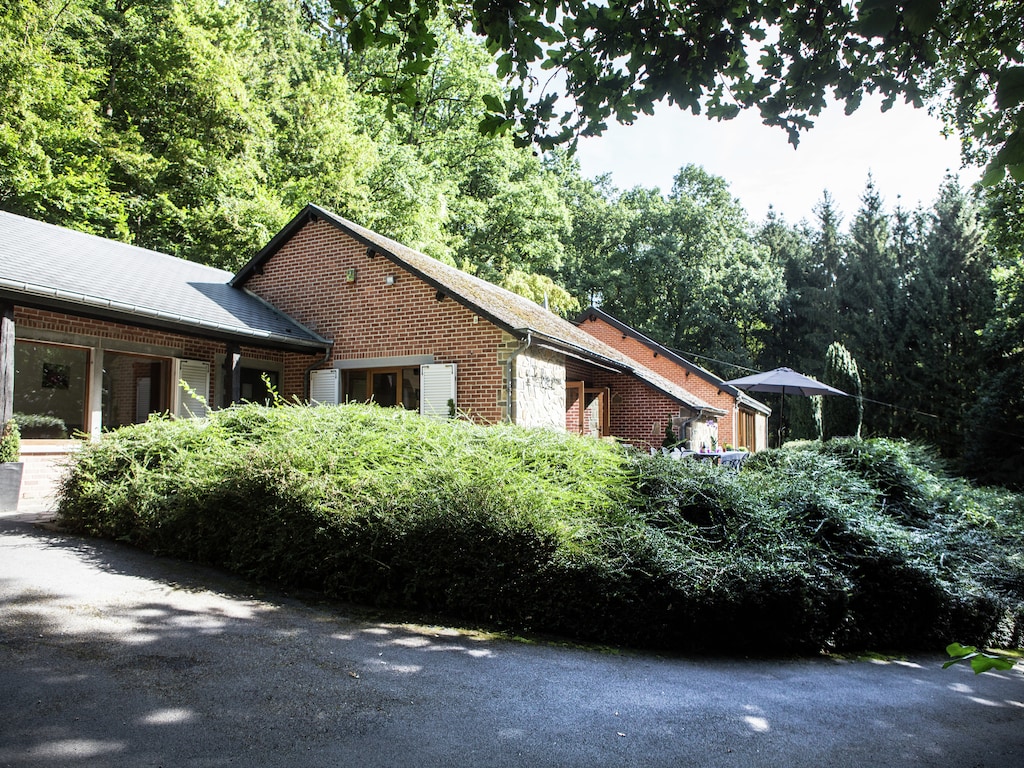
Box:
(0, 282, 329, 354)
(505, 331, 532, 424)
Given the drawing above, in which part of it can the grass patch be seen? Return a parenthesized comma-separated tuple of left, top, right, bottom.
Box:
(57, 403, 1024, 654)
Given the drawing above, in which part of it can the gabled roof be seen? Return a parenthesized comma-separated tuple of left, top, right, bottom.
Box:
(575, 306, 771, 416)
(0, 210, 329, 353)
(234, 204, 724, 414)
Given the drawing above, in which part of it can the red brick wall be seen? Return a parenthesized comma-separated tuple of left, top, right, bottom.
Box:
(577, 315, 740, 447)
(244, 219, 509, 423)
(565, 387, 580, 433)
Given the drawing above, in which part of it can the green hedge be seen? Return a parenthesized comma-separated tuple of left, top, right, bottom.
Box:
(57, 404, 1024, 653)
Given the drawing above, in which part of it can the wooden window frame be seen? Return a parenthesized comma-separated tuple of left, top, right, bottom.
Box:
(738, 408, 756, 451)
(343, 366, 421, 411)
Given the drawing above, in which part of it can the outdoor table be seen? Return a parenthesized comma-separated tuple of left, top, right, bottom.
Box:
(692, 452, 720, 465)
(719, 450, 749, 469)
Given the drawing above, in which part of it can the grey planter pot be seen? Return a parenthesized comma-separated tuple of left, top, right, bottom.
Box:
(0, 462, 24, 512)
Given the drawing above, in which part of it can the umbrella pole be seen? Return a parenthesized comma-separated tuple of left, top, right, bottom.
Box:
(778, 393, 786, 448)
(780, 388, 786, 447)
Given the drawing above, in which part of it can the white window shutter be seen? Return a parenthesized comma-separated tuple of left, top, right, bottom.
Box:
(309, 368, 339, 405)
(175, 360, 211, 419)
(420, 363, 456, 419)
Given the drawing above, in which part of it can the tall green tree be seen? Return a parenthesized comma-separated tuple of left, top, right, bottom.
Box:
(595, 166, 782, 366)
(550, 154, 623, 307)
(965, 180, 1024, 487)
(834, 178, 900, 435)
(901, 179, 995, 457)
(755, 209, 823, 440)
(0, 0, 574, 274)
(758, 197, 843, 375)
(348, 17, 572, 275)
(0, 0, 126, 237)
(822, 342, 863, 440)
(97, 0, 285, 262)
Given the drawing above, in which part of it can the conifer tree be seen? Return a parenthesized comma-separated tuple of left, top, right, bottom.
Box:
(903, 179, 993, 456)
(835, 179, 899, 435)
(822, 342, 863, 440)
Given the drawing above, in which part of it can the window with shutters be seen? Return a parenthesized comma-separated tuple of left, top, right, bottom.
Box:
(419, 363, 456, 419)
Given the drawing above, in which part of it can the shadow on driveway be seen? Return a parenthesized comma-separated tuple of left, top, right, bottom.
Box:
(2, 515, 1022, 768)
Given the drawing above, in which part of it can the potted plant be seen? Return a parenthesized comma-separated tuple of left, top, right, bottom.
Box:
(0, 419, 23, 512)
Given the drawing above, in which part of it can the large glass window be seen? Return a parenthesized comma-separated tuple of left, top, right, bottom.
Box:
(102, 351, 171, 430)
(13, 341, 89, 437)
(343, 367, 420, 411)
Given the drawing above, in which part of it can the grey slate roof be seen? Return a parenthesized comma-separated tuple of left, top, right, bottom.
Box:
(575, 306, 771, 416)
(0, 210, 328, 353)
(234, 204, 723, 414)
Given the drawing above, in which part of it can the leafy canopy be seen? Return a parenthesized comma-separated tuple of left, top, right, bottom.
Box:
(327, 0, 1024, 180)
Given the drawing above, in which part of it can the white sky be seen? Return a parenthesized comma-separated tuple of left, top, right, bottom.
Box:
(575, 94, 980, 227)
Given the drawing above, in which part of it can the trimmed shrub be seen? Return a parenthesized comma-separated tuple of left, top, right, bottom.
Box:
(57, 405, 1024, 654)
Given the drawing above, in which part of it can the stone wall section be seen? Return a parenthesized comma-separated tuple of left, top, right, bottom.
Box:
(512, 344, 566, 430)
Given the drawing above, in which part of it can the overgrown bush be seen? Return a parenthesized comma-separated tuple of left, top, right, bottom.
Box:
(57, 405, 1024, 654)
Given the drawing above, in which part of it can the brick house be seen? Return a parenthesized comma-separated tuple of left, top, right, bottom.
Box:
(1, 204, 749, 505)
(575, 307, 770, 452)
(0, 210, 330, 507)
(232, 204, 726, 446)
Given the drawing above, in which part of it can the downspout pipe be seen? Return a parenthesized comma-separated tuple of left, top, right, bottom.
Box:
(303, 342, 334, 401)
(505, 331, 532, 424)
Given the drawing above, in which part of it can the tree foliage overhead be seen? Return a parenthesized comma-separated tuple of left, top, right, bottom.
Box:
(327, 0, 1024, 180)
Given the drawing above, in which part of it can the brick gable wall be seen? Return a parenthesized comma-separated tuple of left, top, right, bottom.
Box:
(577, 315, 741, 447)
(243, 219, 509, 424)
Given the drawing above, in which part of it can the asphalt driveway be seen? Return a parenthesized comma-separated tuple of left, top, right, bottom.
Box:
(1, 511, 1022, 768)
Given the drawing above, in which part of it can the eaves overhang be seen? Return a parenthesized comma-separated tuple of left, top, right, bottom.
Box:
(524, 330, 726, 415)
(575, 306, 748, 398)
(0, 279, 330, 355)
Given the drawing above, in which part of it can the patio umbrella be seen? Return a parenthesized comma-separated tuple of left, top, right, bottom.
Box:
(725, 367, 847, 446)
